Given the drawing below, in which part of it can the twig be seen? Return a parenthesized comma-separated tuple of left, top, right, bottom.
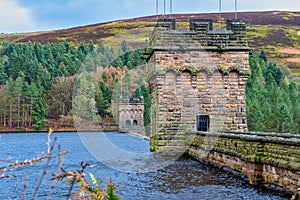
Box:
(0, 152, 67, 178)
(32, 137, 57, 199)
(47, 144, 64, 200)
(21, 176, 27, 200)
(46, 128, 54, 154)
(10, 174, 22, 198)
(66, 181, 76, 200)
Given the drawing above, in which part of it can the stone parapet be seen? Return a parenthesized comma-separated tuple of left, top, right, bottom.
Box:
(188, 131, 300, 194)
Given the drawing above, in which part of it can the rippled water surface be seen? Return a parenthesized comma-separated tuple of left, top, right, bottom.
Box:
(0, 132, 289, 199)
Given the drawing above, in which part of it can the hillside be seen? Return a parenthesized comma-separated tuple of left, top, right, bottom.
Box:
(1, 11, 300, 76)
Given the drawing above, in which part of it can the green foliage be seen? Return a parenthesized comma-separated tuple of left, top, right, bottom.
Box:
(29, 83, 48, 130)
(0, 40, 145, 129)
(134, 84, 151, 135)
(246, 52, 300, 134)
(52, 162, 119, 200)
(96, 81, 112, 118)
(0, 62, 8, 85)
(1, 38, 299, 135)
(259, 49, 267, 62)
(73, 72, 96, 120)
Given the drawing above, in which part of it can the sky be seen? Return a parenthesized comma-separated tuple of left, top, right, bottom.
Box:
(0, 0, 300, 33)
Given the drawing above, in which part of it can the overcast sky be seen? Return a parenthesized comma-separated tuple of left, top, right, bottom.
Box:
(1, 0, 300, 33)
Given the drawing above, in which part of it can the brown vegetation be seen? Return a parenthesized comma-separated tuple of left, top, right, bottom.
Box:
(1, 11, 300, 45)
(286, 58, 300, 63)
(1, 11, 300, 75)
(279, 48, 300, 55)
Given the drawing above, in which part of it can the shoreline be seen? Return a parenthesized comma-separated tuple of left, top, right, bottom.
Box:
(121, 131, 150, 140)
(0, 118, 119, 134)
(0, 127, 120, 134)
(0, 128, 150, 141)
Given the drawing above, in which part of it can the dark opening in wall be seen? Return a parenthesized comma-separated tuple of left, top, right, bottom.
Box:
(197, 115, 210, 131)
(133, 120, 138, 126)
(242, 118, 246, 124)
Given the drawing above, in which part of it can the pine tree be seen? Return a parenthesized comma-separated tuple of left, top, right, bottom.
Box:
(89, 40, 95, 52)
(0, 62, 8, 86)
(278, 104, 294, 133)
(97, 42, 106, 54)
(58, 62, 69, 77)
(77, 42, 88, 61)
(7, 78, 15, 128)
(73, 72, 96, 120)
(98, 81, 112, 118)
(0, 84, 9, 126)
(14, 73, 26, 127)
(259, 49, 267, 62)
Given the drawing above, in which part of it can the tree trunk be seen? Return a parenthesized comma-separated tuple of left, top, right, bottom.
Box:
(17, 95, 20, 127)
(9, 103, 12, 128)
(29, 102, 33, 127)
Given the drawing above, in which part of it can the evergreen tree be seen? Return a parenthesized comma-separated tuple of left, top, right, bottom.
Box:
(73, 72, 96, 120)
(97, 42, 106, 54)
(88, 40, 95, 52)
(97, 53, 110, 67)
(77, 42, 89, 61)
(278, 104, 294, 133)
(14, 73, 26, 127)
(98, 81, 112, 118)
(0, 62, 8, 85)
(134, 85, 151, 135)
(259, 49, 267, 62)
(0, 84, 9, 126)
(7, 78, 15, 128)
(246, 53, 300, 134)
(57, 62, 69, 77)
(31, 84, 48, 130)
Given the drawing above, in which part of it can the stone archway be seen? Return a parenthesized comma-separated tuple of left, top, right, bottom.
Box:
(126, 120, 131, 126)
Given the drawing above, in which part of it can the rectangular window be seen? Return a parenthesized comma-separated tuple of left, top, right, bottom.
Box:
(197, 115, 210, 132)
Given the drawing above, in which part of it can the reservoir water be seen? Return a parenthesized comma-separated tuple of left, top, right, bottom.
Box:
(0, 132, 289, 199)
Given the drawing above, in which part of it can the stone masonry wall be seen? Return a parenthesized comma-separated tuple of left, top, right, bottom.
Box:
(145, 19, 300, 195)
(149, 50, 249, 153)
(118, 103, 145, 135)
(146, 19, 250, 154)
(188, 132, 300, 193)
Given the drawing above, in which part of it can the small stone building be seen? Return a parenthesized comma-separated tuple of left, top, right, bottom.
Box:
(144, 18, 251, 153)
(118, 97, 145, 135)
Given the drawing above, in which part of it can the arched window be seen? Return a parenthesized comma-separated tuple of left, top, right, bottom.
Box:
(181, 69, 192, 85)
(126, 120, 131, 126)
(133, 120, 138, 126)
(165, 70, 177, 86)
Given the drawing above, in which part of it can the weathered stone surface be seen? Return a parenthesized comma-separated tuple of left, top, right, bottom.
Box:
(146, 19, 250, 154)
(118, 98, 145, 136)
(188, 131, 300, 194)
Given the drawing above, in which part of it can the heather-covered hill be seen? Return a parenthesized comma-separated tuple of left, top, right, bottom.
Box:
(1, 11, 300, 75)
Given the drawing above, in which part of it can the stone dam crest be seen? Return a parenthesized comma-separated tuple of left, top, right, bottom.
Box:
(117, 18, 300, 196)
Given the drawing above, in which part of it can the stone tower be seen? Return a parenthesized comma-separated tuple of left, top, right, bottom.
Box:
(118, 97, 145, 135)
(144, 18, 251, 153)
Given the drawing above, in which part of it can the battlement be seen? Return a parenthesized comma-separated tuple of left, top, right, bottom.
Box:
(145, 18, 249, 57)
(119, 96, 144, 104)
